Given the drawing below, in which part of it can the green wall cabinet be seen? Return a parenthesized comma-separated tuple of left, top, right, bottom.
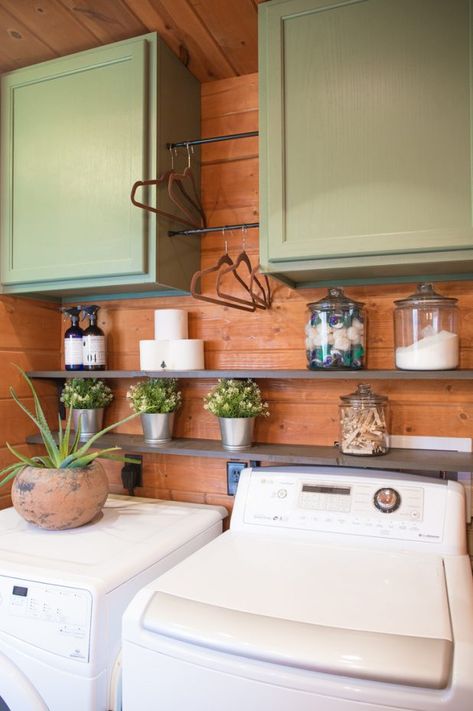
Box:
(259, 0, 473, 286)
(0, 33, 200, 298)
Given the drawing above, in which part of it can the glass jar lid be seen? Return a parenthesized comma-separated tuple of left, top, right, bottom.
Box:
(340, 383, 388, 404)
(308, 287, 364, 311)
(394, 283, 458, 308)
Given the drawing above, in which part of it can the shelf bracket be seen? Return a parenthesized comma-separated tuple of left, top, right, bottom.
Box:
(55, 379, 66, 419)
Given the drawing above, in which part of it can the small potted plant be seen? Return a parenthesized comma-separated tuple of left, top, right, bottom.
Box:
(0, 368, 138, 530)
(61, 378, 113, 441)
(204, 378, 269, 451)
(127, 378, 182, 445)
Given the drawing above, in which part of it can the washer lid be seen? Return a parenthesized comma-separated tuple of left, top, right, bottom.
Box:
(141, 533, 453, 689)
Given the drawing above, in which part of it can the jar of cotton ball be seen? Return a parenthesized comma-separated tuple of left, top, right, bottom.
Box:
(394, 283, 459, 370)
(305, 288, 366, 370)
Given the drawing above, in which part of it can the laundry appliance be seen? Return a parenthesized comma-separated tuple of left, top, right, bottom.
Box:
(122, 466, 473, 711)
(0, 494, 226, 711)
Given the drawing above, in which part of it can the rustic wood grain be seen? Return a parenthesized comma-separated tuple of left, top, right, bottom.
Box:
(1, 0, 100, 56)
(0, 1, 259, 81)
(0, 298, 61, 508)
(187, 0, 258, 76)
(51, 73, 473, 515)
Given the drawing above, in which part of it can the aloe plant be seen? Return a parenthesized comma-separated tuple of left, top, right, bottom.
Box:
(0, 367, 138, 487)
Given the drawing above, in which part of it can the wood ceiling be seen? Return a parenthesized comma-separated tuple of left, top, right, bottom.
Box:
(0, 0, 267, 82)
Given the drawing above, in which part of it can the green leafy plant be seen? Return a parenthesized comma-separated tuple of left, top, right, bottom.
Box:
(0, 368, 138, 488)
(60, 378, 113, 409)
(127, 378, 182, 414)
(204, 379, 269, 418)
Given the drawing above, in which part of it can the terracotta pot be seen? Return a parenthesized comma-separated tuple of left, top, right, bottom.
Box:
(11, 461, 109, 530)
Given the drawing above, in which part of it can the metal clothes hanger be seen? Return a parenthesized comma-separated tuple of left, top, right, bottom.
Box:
(167, 145, 206, 228)
(190, 236, 256, 311)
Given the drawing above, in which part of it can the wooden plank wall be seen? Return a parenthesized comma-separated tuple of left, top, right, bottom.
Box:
(77, 72, 473, 513)
(0, 297, 60, 509)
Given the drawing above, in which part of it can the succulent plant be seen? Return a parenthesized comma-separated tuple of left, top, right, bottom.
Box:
(0, 367, 137, 487)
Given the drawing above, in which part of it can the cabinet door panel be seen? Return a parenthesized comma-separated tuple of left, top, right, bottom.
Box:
(1, 39, 147, 284)
(260, 0, 473, 265)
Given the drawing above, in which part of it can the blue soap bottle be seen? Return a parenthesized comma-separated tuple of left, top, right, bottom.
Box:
(63, 307, 84, 371)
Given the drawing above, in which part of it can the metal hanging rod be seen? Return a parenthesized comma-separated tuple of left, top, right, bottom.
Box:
(167, 131, 258, 150)
(169, 222, 259, 237)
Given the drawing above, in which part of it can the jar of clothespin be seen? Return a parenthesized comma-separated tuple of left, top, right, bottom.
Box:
(339, 384, 389, 456)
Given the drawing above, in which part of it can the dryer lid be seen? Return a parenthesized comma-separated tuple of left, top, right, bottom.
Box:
(0, 496, 226, 588)
(141, 533, 453, 689)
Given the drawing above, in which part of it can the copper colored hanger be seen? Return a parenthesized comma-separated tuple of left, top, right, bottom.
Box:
(168, 146, 206, 228)
(190, 241, 256, 312)
(130, 171, 199, 228)
(216, 250, 260, 311)
(250, 263, 272, 309)
(216, 229, 272, 310)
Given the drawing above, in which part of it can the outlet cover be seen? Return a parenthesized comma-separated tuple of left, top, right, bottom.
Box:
(226, 461, 245, 496)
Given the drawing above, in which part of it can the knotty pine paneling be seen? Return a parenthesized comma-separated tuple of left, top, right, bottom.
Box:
(0, 1, 261, 81)
(0, 297, 61, 509)
(64, 72, 473, 515)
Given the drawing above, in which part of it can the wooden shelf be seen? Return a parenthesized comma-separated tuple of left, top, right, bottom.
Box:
(25, 433, 473, 473)
(27, 369, 473, 380)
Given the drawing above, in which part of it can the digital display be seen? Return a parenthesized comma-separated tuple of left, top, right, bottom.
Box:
(302, 485, 351, 496)
(12, 586, 28, 597)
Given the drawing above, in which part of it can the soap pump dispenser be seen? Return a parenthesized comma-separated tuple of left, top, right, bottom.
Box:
(63, 307, 84, 371)
(82, 305, 106, 371)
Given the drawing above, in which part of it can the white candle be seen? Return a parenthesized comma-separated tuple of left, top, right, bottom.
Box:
(139, 340, 170, 370)
(169, 339, 205, 370)
(395, 330, 459, 370)
(154, 309, 188, 340)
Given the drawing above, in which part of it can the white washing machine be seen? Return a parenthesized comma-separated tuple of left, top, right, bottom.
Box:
(0, 494, 226, 711)
(122, 466, 473, 711)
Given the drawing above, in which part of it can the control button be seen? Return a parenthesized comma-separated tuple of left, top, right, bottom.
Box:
(373, 488, 401, 514)
(277, 488, 288, 499)
(410, 511, 419, 519)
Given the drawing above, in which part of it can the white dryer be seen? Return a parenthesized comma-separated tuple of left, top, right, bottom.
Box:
(122, 466, 473, 711)
(0, 494, 226, 711)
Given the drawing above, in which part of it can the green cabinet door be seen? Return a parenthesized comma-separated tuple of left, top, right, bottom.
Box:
(0, 34, 200, 297)
(259, 0, 473, 286)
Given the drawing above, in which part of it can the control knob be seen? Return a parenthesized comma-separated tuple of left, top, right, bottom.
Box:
(373, 487, 401, 514)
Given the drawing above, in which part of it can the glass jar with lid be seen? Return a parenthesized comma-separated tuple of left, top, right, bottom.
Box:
(306, 287, 366, 370)
(339, 384, 389, 456)
(393, 283, 459, 370)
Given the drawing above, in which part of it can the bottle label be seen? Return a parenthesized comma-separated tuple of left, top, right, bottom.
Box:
(65, 338, 83, 367)
(83, 335, 106, 367)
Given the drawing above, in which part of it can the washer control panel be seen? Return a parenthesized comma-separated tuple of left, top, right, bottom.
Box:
(0, 576, 92, 662)
(242, 471, 447, 543)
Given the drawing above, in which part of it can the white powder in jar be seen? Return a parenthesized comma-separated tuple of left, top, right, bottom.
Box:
(395, 330, 459, 370)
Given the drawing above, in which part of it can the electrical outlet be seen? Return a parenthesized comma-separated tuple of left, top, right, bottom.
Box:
(226, 461, 245, 496)
(121, 454, 143, 495)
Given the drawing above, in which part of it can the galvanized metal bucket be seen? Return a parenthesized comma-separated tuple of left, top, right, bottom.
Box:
(141, 412, 175, 445)
(218, 417, 255, 451)
(72, 408, 104, 441)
